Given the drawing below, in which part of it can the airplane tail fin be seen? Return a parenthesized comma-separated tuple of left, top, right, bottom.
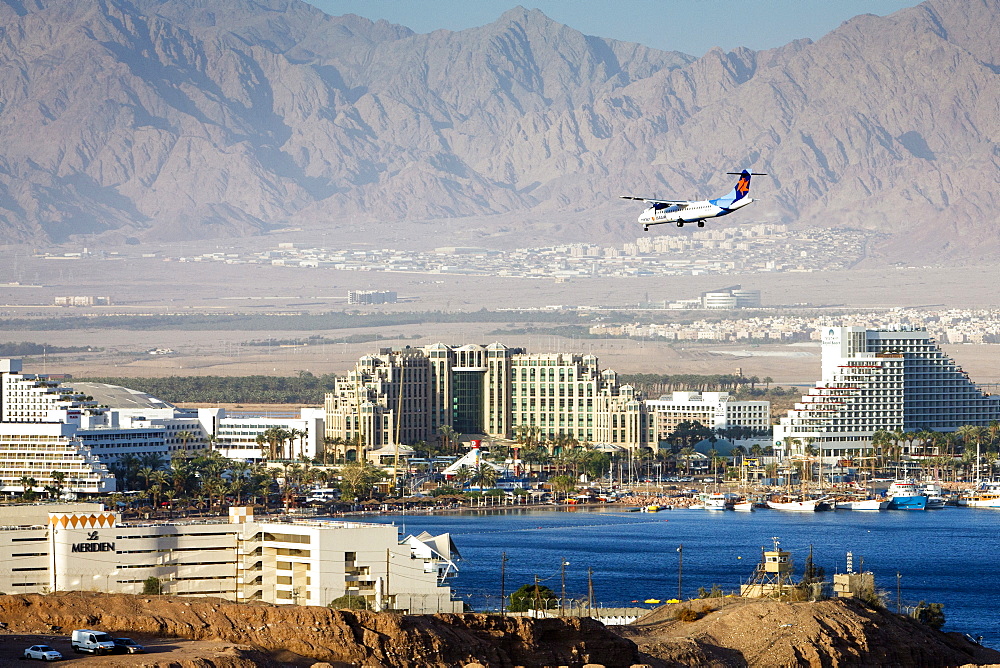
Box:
(718, 170, 766, 207)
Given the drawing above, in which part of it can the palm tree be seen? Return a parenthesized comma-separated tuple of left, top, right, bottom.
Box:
(19, 475, 37, 499)
(50, 471, 66, 499)
(871, 430, 892, 472)
(289, 428, 304, 460)
(150, 470, 170, 514)
(176, 430, 195, 457)
(451, 465, 473, 488)
(958, 424, 988, 482)
(469, 463, 499, 490)
(679, 446, 696, 476)
(138, 466, 154, 491)
(438, 424, 459, 454)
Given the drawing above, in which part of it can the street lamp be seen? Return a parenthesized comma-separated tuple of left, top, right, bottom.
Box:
(677, 544, 683, 599)
(560, 558, 570, 617)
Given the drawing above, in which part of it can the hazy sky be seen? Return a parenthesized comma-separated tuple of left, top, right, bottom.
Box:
(307, 0, 921, 56)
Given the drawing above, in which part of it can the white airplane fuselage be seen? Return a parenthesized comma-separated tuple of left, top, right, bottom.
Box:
(639, 196, 754, 227)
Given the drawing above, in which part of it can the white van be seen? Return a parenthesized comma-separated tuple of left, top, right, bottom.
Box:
(71, 629, 116, 655)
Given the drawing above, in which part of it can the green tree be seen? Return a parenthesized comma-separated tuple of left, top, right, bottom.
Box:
(911, 601, 946, 630)
(339, 460, 385, 501)
(142, 576, 162, 595)
(508, 583, 557, 612)
(549, 474, 576, 499)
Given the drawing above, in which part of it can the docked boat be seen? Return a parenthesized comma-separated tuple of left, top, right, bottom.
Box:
(962, 482, 1000, 508)
(700, 492, 736, 510)
(836, 497, 890, 511)
(733, 500, 754, 512)
(644, 504, 661, 512)
(886, 480, 927, 510)
(925, 495, 947, 509)
(766, 497, 820, 512)
(920, 482, 947, 509)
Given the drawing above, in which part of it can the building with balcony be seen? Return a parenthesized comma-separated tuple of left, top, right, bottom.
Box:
(773, 326, 1000, 457)
(1, 504, 461, 613)
(325, 344, 654, 456)
(646, 392, 771, 443)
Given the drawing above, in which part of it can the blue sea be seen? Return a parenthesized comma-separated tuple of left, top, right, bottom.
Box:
(360, 506, 1000, 647)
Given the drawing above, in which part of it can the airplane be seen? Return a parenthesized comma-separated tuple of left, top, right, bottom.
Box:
(621, 170, 767, 231)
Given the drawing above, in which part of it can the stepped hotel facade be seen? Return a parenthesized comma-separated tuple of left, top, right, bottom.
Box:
(774, 326, 1000, 457)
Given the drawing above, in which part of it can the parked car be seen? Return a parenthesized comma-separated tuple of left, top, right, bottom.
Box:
(23, 645, 62, 661)
(112, 637, 146, 654)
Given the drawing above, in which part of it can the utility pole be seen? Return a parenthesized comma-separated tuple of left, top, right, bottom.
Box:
(587, 567, 594, 617)
(677, 544, 684, 599)
(500, 552, 508, 616)
(896, 572, 901, 614)
(534, 574, 540, 616)
(560, 558, 569, 617)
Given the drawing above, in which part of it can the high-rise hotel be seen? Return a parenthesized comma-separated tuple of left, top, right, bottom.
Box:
(325, 343, 655, 457)
(774, 326, 1000, 457)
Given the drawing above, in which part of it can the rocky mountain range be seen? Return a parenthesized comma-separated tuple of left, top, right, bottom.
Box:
(0, 0, 998, 262)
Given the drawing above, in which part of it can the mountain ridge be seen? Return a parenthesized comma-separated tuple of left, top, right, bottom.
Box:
(0, 0, 997, 262)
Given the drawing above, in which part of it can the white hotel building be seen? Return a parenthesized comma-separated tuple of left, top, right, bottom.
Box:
(1, 504, 462, 613)
(645, 391, 770, 442)
(773, 326, 1000, 457)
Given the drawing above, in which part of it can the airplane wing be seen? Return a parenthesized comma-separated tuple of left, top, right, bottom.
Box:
(619, 196, 690, 208)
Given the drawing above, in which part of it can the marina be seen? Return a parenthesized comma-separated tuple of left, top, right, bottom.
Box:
(362, 505, 1000, 648)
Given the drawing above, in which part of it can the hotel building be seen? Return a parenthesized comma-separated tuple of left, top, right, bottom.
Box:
(773, 326, 1000, 457)
(325, 344, 654, 455)
(1, 504, 461, 613)
(0, 360, 115, 495)
(646, 392, 771, 442)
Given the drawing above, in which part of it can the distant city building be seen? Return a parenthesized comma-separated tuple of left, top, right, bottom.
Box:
(347, 290, 398, 305)
(53, 296, 111, 306)
(325, 344, 654, 459)
(701, 285, 761, 309)
(773, 326, 1000, 457)
(0, 504, 461, 612)
(646, 392, 771, 443)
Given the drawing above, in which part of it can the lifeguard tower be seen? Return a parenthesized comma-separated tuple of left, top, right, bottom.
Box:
(741, 537, 795, 598)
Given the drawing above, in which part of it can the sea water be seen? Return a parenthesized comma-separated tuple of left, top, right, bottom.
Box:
(363, 506, 1000, 647)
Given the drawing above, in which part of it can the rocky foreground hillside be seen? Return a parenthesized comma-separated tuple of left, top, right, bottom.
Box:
(2, 592, 999, 667)
(617, 597, 1000, 667)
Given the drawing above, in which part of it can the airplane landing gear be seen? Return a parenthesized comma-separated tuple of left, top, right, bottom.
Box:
(697, 221, 705, 227)
(643, 225, 649, 232)
(676, 221, 684, 227)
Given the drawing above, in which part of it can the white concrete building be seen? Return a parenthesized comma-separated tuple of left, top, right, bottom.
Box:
(646, 392, 770, 443)
(0, 360, 115, 495)
(774, 326, 1000, 457)
(215, 409, 324, 461)
(1, 504, 461, 613)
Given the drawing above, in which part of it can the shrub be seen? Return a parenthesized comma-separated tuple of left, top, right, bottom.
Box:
(142, 576, 162, 595)
(329, 594, 370, 610)
(911, 601, 945, 630)
(672, 607, 701, 622)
